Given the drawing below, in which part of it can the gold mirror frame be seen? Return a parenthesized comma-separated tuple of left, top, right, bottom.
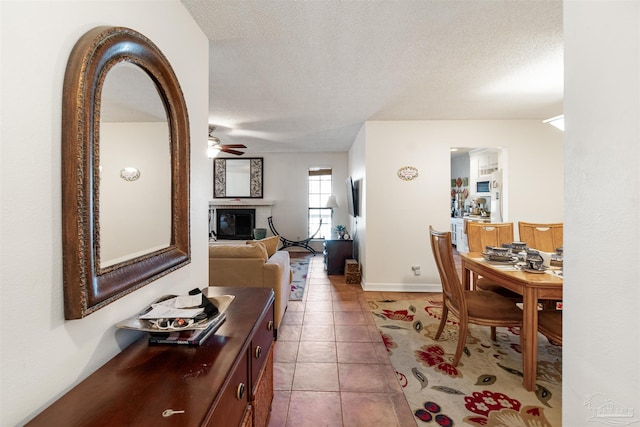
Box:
(62, 26, 190, 319)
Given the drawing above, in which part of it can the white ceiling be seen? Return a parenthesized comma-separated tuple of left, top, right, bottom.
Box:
(181, 0, 563, 153)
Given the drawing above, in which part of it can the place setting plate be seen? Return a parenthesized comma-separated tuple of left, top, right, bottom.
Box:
(520, 266, 547, 274)
(483, 254, 518, 263)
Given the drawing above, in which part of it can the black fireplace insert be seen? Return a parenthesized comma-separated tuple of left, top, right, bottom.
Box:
(216, 209, 256, 240)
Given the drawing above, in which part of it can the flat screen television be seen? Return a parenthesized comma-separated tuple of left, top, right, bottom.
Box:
(345, 177, 359, 217)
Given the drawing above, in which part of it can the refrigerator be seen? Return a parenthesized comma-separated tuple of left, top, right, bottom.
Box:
(489, 170, 503, 223)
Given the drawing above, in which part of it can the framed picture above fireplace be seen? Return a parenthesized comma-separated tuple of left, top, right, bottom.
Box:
(213, 157, 263, 198)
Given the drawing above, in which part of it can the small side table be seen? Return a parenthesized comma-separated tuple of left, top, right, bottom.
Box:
(323, 239, 353, 275)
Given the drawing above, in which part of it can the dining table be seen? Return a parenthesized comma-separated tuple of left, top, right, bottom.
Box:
(459, 252, 563, 391)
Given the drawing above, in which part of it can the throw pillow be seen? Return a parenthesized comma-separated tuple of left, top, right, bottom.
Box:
(246, 241, 269, 262)
(247, 235, 280, 258)
(260, 235, 280, 257)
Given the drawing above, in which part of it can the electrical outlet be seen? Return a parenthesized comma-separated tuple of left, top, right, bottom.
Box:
(411, 266, 421, 276)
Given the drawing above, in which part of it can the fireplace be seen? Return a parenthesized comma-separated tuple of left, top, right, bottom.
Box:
(216, 209, 256, 240)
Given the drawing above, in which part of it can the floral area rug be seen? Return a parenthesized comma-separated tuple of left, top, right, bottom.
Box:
(289, 259, 310, 300)
(369, 296, 562, 426)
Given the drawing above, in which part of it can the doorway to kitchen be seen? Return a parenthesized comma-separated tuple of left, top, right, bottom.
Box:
(450, 147, 507, 252)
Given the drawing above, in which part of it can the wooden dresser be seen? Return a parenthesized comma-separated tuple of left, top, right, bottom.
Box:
(27, 286, 275, 427)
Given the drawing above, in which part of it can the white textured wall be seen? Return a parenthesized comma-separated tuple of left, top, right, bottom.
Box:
(361, 120, 563, 291)
(0, 1, 209, 425)
(348, 125, 367, 267)
(564, 1, 640, 424)
(210, 151, 349, 251)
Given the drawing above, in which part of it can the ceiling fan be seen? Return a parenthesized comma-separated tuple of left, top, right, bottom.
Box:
(207, 125, 246, 157)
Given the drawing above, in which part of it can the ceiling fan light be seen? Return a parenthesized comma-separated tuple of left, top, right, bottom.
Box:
(207, 145, 220, 158)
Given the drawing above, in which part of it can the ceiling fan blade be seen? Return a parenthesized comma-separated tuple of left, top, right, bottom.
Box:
(220, 148, 245, 156)
(221, 144, 247, 148)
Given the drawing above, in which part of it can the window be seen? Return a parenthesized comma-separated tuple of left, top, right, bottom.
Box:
(308, 168, 333, 238)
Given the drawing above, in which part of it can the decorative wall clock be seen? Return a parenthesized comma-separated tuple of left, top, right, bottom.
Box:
(397, 166, 419, 181)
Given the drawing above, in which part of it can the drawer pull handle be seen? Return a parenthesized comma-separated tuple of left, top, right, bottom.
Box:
(267, 320, 274, 331)
(236, 383, 246, 400)
(255, 345, 262, 359)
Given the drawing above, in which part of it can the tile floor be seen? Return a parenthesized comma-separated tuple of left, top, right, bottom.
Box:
(267, 254, 429, 427)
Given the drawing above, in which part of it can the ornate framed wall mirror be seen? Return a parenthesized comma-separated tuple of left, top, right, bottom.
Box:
(62, 26, 190, 319)
(213, 157, 263, 198)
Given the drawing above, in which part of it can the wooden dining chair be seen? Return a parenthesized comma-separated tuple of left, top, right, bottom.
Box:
(538, 310, 562, 345)
(429, 226, 522, 366)
(466, 222, 522, 301)
(518, 222, 563, 253)
(466, 221, 514, 253)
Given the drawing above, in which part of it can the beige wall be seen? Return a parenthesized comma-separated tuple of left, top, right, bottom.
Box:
(0, 1, 209, 424)
(210, 151, 350, 252)
(564, 1, 640, 424)
(357, 120, 563, 291)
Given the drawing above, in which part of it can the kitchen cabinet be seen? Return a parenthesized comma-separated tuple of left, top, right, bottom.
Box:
(26, 287, 275, 427)
(324, 239, 353, 275)
(469, 149, 501, 193)
(450, 218, 468, 252)
(478, 150, 500, 176)
(451, 220, 457, 245)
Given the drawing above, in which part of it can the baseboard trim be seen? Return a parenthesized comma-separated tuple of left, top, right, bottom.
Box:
(361, 282, 442, 293)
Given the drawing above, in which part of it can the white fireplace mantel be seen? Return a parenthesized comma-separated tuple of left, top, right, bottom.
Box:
(209, 199, 274, 207)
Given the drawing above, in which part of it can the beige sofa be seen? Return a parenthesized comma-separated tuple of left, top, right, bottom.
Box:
(208, 241, 291, 334)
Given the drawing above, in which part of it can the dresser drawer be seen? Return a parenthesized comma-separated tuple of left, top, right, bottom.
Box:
(250, 301, 275, 394)
(205, 351, 249, 427)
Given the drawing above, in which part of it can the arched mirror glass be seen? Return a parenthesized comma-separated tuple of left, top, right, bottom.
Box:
(100, 63, 171, 267)
(62, 27, 190, 319)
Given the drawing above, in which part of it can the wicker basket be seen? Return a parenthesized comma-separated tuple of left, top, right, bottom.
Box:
(345, 259, 361, 284)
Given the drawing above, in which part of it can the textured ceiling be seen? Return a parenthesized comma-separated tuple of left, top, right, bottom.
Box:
(181, 0, 563, 152)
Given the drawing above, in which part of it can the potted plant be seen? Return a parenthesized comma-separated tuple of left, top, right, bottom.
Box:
(333, 224, 347, 239)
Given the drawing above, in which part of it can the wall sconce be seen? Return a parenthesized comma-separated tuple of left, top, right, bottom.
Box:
(543, 115, 565, 131)
(120, 167, 140, 182)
